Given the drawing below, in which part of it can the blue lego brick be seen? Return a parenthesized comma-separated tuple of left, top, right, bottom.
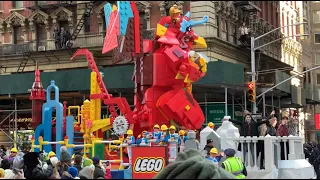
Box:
(117, 1, 134, 36)
(104, 3, 113, 30)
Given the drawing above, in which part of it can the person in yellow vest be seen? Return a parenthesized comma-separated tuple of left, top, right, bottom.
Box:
(221, 148, 247, 179)
(208, 122, 214, 129)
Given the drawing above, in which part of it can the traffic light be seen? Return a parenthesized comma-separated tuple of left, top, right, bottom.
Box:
(248, 82, 255, 102)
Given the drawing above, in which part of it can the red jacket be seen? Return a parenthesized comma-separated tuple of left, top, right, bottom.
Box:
(277, 124, 289, 137)
(104, 169, 112, 179)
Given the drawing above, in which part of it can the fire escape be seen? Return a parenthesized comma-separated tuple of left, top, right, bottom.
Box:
(15, 1, 98, 74)
(67, 1, 95, 48)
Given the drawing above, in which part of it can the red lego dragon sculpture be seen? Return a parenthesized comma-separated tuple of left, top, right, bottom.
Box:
(71, 2, 210, 137)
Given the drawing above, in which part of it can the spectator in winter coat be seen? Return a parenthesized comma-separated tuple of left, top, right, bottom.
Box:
(48, 157, 60, 179)
(228, 114, 268, 166)
(23, 152, 53, 179)
(1, 159, 11, 169)
(102, 162, 112, 179)
(57, 147, 72, 176)
(78, 166, 94, 179)
(288, 118, 299, 136)
(277, 116, 289, 160)
(12, 155, 25, 179)
(73, 155, 82, 172)
(203, 139, 214, 156)
(154, 149, 235, 179)
(257, 117, 277, 169)
(61, 166, 78, 179)
(92, 156, 105, 179)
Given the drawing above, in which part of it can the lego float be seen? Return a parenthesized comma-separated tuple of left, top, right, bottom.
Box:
(30, 1, 209, 178)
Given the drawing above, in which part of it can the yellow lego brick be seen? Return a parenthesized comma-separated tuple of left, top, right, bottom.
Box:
(112, 5, 117, 12)
(193, 37, 207, 49)
(175, 72, 184, 79)
(184, 74, 193, 83)
(185, 105, 190, 110)
(156, 23, 168, 37)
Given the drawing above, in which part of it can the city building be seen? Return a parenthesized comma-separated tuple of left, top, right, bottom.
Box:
(0, 1, 192, 142)
(309, 1, 320, 142)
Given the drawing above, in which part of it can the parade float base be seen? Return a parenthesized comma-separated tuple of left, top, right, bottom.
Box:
(246, 165, 278, 179)
(277, 159, 315, 179)
(111, 167, 132, 179)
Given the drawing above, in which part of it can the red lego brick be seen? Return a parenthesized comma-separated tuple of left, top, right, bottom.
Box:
(143, 40, 153, 54)
(124, 18, 135, 53)
(141, 55, 153, 86)
(102, 11, 120, 54)
(130, 1, 140, 54)
(156, 88, 204, 130)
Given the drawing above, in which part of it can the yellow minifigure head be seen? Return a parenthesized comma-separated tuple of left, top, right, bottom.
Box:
(153, 124, 160, 132)
(179, 130, 185, 136)
(161, 124, 168, 132)
(169, 4, 181, 23)
(208, 122, 214, 129)
(126, 129, 133, 137)
(169, 125, 176, 134)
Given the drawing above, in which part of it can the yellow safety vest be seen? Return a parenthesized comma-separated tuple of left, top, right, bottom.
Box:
(222, 157, 246, 179)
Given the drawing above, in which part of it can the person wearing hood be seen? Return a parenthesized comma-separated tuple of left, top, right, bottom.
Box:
(153, 149, 235, 179)
(23, 152, 53, 179)
(12, 155, 25, 179)
(48, 157, 60, 179)
(57, 146, 72, 176)
(79, 166, 94, 179)
(92, 156, 105, 179)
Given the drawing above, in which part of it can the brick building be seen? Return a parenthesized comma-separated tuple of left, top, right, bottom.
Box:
(0, 1, 193, 142)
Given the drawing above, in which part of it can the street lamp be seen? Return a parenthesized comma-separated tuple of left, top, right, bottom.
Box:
(250, 22, 307, 114)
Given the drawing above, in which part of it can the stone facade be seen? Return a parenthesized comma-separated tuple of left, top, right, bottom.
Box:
(0, 1, 190, 74)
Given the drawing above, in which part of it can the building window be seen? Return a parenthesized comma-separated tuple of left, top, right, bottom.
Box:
(314, 11, 320, 23)
(12, 1, 23, 9)
(216, 15, 220, 38)
(315, 53, 320, 65)
(13, 26, 24, 44)
(226, 20, 229, 41)
(315, 33, 320, 44)
(36, 1, 46, 5)
(233, 25, 237, 44)
(139, 12, 147, 30)
(317, 74, 320, 85)
(84, 16, 90, 33)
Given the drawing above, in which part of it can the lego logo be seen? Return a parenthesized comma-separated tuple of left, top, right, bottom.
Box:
(133, 157, 164, 173)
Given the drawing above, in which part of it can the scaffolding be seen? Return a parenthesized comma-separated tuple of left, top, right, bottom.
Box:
(0, 98, 32, 148)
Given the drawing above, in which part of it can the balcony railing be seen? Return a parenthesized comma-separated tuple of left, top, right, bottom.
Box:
(1, 30, 156, 54)
(0, 43, 32, 56)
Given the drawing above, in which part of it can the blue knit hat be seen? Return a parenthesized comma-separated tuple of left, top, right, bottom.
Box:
(68, 167, 78, 178)
(92, 156, 100, 165)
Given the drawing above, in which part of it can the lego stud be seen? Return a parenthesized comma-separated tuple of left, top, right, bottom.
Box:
(179, 65, 187, 72)
(50, 80, 55, 84)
